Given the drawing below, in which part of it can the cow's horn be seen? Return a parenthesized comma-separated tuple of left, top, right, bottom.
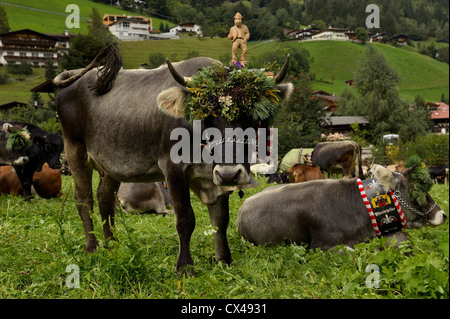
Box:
(3, 123, 13, 133)
(273, 54, 290, 84)
(402, 164, 417, 176)
(166, 59, 191, 86)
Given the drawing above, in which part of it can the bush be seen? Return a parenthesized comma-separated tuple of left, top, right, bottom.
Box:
(6, 63, 33, 75)
(403, 134, 449, 166)
(0, 73, 9, 84)
(0, 105, 61, 135)
(148, 52, 166, 69)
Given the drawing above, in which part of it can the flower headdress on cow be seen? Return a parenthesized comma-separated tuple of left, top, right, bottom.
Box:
(404, 155, 434, 206)
(184, 65, 282, 122)
(5, 126, 32, 151)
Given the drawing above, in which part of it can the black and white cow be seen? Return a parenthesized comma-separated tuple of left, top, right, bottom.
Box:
(0, 123, 29, 166)
(53, 44, 293, 273)
(237, 165, 446, 250)
(0, 120, 64, 200)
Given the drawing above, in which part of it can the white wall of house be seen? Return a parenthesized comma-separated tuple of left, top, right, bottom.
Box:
(312, 31, 349, 41)
(169, 24, 202, 36)
(109, 20, 150, 40)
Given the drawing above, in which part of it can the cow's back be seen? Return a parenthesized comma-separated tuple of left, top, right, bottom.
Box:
(32, 163, 62, 198)
(0, 166, 22, 195)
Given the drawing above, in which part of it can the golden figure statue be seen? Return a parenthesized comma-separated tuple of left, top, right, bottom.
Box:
(227, 12, 250, 66)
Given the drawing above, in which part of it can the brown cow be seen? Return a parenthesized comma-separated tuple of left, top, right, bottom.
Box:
(0, 163, 62, 198)
(287, 164, 324, 183)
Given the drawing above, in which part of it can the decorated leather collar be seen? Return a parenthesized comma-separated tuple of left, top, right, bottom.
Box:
(357, 178, 406, 237)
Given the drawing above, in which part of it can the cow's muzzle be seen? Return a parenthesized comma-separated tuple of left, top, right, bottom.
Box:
(213, 164, 249, 185)
(213, 164, 260, 191)
(428, 210, 447, 226)
(14, 156, 29, 166)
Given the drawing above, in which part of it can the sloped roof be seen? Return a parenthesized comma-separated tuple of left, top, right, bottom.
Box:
(430, 102, 449, 120)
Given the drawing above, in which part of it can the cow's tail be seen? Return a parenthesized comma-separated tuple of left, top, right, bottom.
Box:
(53, 43, 122, 95)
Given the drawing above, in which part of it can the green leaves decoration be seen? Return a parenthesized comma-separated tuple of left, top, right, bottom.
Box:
(185, 65, 281, 122)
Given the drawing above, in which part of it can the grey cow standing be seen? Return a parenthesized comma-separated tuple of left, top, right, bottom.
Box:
(53, 44, 293, 273)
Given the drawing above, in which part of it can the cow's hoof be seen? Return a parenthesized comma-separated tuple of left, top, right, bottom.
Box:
(85, 239, 99, 253)
(177, 265, 195, 277)
(216, 257, 233, 267)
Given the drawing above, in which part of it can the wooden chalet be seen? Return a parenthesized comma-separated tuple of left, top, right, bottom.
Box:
(30, 79, 54, 93)
(427, 102, 449, 134)
(370, 32, 385, 43)
(313, 90, 339, 112)
(0, 29, 73, 67)
(388, 34, 409, 45)
(345, 79, 356, 86)
(323, 115, 369, 138)
(293, 27, 321, 40)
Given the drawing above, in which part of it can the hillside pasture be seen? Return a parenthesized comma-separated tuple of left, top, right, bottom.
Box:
(0, 174, 448, 299)
(0, 39, 448, 105)
(2, 0, 172, 35)
(120, 39, 449, 102)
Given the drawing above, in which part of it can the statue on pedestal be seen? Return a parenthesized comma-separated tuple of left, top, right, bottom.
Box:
(227, 12, 250, 67)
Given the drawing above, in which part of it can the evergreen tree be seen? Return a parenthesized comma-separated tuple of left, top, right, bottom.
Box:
(88, 8, 116, 45)
(355, 27, 368, 44)
(29, 92, 44, 108)
(0, 4, 10, 33)
(342, 46, 431, 143)
(59, 35, 104, 70)
(45, 58, 57, 81)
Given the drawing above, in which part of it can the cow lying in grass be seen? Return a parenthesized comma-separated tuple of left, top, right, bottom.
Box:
(237, 164, 446, 250)
(286, 164, 324, 183)
(0, 163, 62, 198)
(117, 182, 173, 215)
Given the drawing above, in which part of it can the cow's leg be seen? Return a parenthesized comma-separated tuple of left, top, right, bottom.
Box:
(13, 165, 34, 200)
(166, 173, 195, 274)
(96, 173, 120, 243)
(64, 139, 97, 252)
(207, 194, 232, 265)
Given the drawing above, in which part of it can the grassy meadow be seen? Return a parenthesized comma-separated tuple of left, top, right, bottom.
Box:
(2, 0, 172, 35)
(121, 39, 449, 102)
(1, 39, 448, 104)
(0, 174, 448, 299)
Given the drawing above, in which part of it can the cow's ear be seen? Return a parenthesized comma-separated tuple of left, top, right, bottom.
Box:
(372, 164, 399, 190)
(276, 83, 294, 102)
(157, 87, 188, 118)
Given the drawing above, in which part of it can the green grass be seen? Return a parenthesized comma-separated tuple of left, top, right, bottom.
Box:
(120, 39, 449, 102)
(292, 41, 449, 102)
(119, 38, 232, 69)
(2, 0, 173, 34)
(0, 174, 448, 299)
(0, 67, 49, 104)
(374, 43, 449, 102)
